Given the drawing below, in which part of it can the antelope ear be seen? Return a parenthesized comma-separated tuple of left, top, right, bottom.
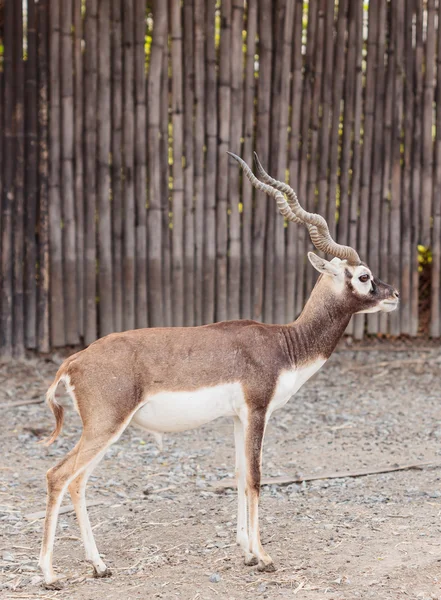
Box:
(308, 252, 341, 276)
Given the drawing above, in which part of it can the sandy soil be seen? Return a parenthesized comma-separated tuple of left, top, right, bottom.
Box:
(1, 342, 441, 599)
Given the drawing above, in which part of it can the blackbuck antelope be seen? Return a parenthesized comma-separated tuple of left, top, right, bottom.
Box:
(39, 153, 399, 586)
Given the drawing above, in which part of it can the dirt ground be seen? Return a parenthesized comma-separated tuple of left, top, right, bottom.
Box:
(2, 340, 441, 599)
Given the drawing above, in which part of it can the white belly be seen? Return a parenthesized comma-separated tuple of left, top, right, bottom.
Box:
(131, 359, 326, 435)
(132, 382, 244, 433)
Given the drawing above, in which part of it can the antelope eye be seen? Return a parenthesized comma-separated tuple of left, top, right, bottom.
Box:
(359, 274, 370, 283)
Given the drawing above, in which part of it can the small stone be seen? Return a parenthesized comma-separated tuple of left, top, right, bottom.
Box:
(216, 531, 228, 538)
(209, 573, 221, 583)
(2, 551, 14, 561)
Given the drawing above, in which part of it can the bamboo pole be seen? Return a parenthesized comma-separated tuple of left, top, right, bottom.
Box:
(73, 0, 84, 339)
(170, 0, 185, 326)
(216, 0, 231, 323)
(287, 0, 304, 322)
(25, 0, 38, 349)
(111, 0, 123, 332)
(253, 0, 272, 321)
(354, 0, 378, 340)
(183, 0, 195, 326)
(147, 0, 167, 327)
(134, 0, 147, 328)
(37, 0, 50, 353)
(60, 0, 78, 344)
(48, 0, 65, 347)
(240, 0, 257, 320)
(227, 0, 244, 321)
(203, 0, 217, 325)
(13, 0, 25, 357)
(84, 0, 98, 344)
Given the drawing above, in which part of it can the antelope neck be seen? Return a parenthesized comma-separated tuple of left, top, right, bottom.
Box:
(283, 286, 352, 364)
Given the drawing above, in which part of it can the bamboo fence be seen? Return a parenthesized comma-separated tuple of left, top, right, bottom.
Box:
(0, 0, 440, 358)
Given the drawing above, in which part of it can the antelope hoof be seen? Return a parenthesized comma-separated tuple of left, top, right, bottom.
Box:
(244, 554, 258, 567)
(257, 560, 276, 573)
(93, 566, 112, 579)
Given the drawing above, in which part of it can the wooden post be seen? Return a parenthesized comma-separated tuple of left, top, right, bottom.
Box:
(183, 0, 195, 326)
(265, 0, 286, 324)
(346, 0, 363, 336)
(241, 0, 257, 319)
(389, 0, 404, 336)
(431, 0, 441, 338)
(379, 1, 394, 335)
(60, 0, 78, 344)
(97, 0, 114, 336)
(296, 0, 317, 316)
(354, 0, 378, 340)
(287, 0, 304, 322)
(160, 41, 172, 328)
(147, 0, 167, 326)
(73, 0, 84, 339)
(37, 0, 50, 353)
(410, 1, 423, 337)
(111, 0, 123, 332)
(134, 0, 148, 329)
(216, 0, 231, 323)
(203, 0, 217, 325)
(400, 0, 415, 336)
(367, 0, 386, 335)
(170, 0, 185, 326)
(227, 0, 244, 321)
(122, 0, 136, 330)
(13, 0, 25, 357)
(327, 0, 348, 241)
(48, 0, 66, 346)
(25, 0, 39, 349)
(421, 0, 435, 248)
(253, 0, 272, 321)
(84, 0, 98, 344)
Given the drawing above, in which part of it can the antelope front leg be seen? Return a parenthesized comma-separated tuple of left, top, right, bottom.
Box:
(234, 417, 257, 566)
(245, 409, 275, 572)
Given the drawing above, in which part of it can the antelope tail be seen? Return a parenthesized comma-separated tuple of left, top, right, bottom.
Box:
(41, 375, 65, 446)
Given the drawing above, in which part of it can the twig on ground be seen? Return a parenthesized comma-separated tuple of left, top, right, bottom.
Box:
(25, 500, 107, 520)
(343, 357, 440, 372)
(213, 460, 439, 489)
(1, 398, 44, 409)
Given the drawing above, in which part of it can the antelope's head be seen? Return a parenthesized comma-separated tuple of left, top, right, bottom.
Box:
(228, 152, 399, 316)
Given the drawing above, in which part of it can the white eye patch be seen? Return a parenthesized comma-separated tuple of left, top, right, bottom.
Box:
(351, 269, 373, 295)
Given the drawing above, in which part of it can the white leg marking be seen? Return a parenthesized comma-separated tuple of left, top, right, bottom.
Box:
(69, 457, 108, 575)
(234, 416, 256, 565)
